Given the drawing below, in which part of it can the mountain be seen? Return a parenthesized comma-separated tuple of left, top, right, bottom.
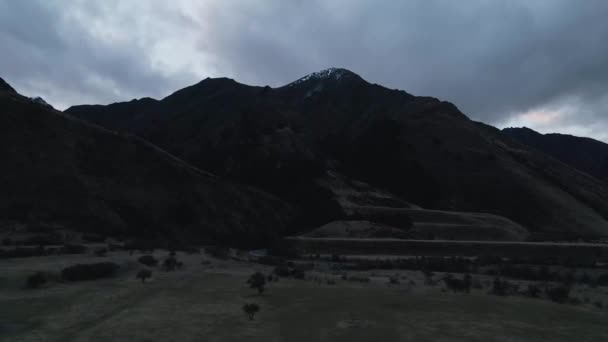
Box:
(0, 77, 16, 93)
(29, 96, 54, 109)
(0, 78, 294, 247)
(65, 68, 608, 239)
(503, 127, 608, 183)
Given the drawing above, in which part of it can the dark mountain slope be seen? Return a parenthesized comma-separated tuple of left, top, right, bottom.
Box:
(0, 80, 294, 246)
(0, 77, 16, 93)
(66, 68, 608, 238)
(503, 127, 608, 183)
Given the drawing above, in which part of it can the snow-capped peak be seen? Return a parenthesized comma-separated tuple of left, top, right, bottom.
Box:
(30, 96, 53, 108)
(287, 68, 353, 87)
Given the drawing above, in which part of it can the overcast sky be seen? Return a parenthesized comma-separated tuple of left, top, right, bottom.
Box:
(1, 0, 607, 141)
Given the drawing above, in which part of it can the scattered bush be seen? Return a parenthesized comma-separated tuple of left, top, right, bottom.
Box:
(123, 239, 162, 253)
(205, 246, 230, 259)
(61, 262, 119, 281)
(26, 272, 48, 289)
(258, 256, 286, 266)
(292, 267, 306, 280)
(347, 275, 371, 283)
(597, 273, 608, 286)
(82, 234, 106, 243)
(62, 244, 87, 254)
(248, 272, 266, 295)
(136, 269, 152, 283)
(0, 246, 47, 259)
(107, 243, 124, 251)
(594, 301, 603, 309)
(545, 284, 571, 304)
(242, 303, 260, 320)
(526, 284, 541, 298)
(388, 275, 400, 285)
(21, 233, 63, 246)
(491, 278, 518, 296)
(138, 255, 158, 267)
(443, 274, 472, 293)
(273, 265, 290, 277)
(184, 247, 200, 255)
(163, 256, 179, 271)
(94, 248, 108, 257)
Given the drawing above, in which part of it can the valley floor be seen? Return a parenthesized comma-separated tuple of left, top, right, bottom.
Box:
(1, 251, 608, 342)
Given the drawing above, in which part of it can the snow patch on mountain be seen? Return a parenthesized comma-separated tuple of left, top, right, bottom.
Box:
(287, 68, 350, 87)
(30, 96, 54, 109)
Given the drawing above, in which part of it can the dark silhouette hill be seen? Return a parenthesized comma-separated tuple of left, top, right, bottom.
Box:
(503, 127, 608, 183)
(0, 79, 293, 247)
(66, 68, 608, 238)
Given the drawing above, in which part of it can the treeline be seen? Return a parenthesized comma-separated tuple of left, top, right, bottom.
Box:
(326, 255, 608, 285)
(0, 244, 89, 259)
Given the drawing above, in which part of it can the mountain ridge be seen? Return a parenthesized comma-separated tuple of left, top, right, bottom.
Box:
(0, 79, 295, 246)
(503, 127, 608, 183)
(65, 68, 608, 238)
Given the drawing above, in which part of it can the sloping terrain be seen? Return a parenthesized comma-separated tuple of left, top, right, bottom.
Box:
(0, 78, 293, 246)
(314, 172, 528, 241)
(504, 127, 608, 183)
(66, 69, 608, 238)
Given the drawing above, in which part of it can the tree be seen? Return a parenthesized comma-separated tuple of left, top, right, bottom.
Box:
(136, 269, 152, 283)
(247, 272, 266, 295)
(163, 256, 178, 271)
(242, 303, 260, 320)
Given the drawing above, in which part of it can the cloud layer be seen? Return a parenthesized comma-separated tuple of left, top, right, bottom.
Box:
(1, 0, 607, 140)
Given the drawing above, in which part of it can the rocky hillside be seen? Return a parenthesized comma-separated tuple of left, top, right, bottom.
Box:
(503, 127, 608, 183)
(0, 78, 294, 247)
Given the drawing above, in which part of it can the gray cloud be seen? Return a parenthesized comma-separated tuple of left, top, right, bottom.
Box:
(1, 0, 607, 141)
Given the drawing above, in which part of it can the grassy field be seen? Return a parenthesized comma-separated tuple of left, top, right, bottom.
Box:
(1, 252, 608, 342)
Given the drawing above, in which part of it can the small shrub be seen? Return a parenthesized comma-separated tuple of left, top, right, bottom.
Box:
(108, 243, 124, 251)
(184, 247, 200, 254)
(26, 272, 47, 289)
(136, 269, 152, 283)
(443, 274, 472, 293)
(526, 284, 541, 298)
(594, 301, 603, 309)
(205, 246, 230, 259)
(22, 234, 63, 246)
(94, 248, 108, 257)
(61, 262, 119, 281)
(597, 273, 608, 286)
(491, 278, 515, 296)
(247, 272, 266, 295)
(62, 244, 87, 254)
(138, 255, 158, 267)
(292, 267, 306, 280)
(242, 303, 260, 320)
(347, 275, 371, 283)
(82, 234, 106, 243)
(546, 285, 571, 304)
(163, 256, 179, 271)
(273, 265, 290, 277)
